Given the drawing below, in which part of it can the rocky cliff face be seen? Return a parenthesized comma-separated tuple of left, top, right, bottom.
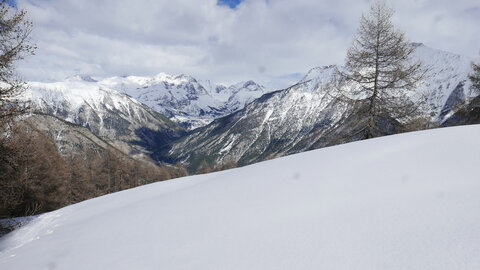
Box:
(441, 96, 480, 127)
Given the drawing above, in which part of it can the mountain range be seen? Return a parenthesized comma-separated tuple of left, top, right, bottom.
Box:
(17, 43, 478, 171)
(97, 73, 267, 129)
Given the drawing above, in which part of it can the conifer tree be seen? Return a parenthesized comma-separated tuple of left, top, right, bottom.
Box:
(342, 1, 424, 138)
(469, 61, 480, 94)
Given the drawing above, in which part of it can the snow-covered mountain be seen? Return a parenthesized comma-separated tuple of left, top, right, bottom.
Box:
(2, 125, 480, 270)
(19, 76, 185, 160)
(167, 66, 360, 170)
(166, 44, 477, 170)
(412, 43, 476, 120)
(17, 73, 266, 161)
(98, 73, 267, 129)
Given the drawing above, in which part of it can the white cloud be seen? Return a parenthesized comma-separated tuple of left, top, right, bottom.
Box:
(16, 0, 480, 89)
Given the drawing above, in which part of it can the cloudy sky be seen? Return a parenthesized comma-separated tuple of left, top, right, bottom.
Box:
(15, 0, 480, 89)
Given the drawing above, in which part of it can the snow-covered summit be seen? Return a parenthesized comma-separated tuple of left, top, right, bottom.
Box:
(24, 80, 138, 119)
(412, 43, 476, 119)
(299, 65, 337, 84)
(65, 75, 98, 83)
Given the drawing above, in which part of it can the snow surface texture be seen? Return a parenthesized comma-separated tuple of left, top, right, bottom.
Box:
(1, 125, 480, 270)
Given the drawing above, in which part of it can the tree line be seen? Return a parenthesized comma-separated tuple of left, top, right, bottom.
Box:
(0, 120, 187, 219)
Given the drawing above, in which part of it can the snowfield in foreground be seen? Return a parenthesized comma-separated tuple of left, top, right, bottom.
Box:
(1, 125, 480, 270)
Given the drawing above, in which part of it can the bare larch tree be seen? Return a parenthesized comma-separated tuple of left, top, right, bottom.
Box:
(342, 1, 424, 138)
(0, 1, 35, 224)
(0, 0, 35, 121)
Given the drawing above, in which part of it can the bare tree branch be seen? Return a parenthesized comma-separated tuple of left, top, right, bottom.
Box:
(340, 1, 426, 138)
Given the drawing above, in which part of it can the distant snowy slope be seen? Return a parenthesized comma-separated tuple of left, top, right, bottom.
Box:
(1, 125, 480, 270)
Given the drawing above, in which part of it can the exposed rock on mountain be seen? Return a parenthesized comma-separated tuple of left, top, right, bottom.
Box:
(441, 96, 480, 127)
(22, 113, 126, 157)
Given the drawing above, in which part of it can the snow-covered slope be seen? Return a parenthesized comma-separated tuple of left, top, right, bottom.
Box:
(166, 44, 476, 170)
(98, 73, 267, 129)
(412, 43, 476, 120)
(1, 125, 480, 270)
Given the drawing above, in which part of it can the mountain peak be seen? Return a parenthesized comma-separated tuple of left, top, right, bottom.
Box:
(228, 80, 263, 91)
(66, 75, 98, 83)
(299, 65, 337, 85)
(243, 80, 259, 89)
(411, 42, 425, 48)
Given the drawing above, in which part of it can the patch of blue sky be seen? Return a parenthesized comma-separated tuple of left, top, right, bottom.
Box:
(217, 0, 243, 9)
(5, 0, 16, 7)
